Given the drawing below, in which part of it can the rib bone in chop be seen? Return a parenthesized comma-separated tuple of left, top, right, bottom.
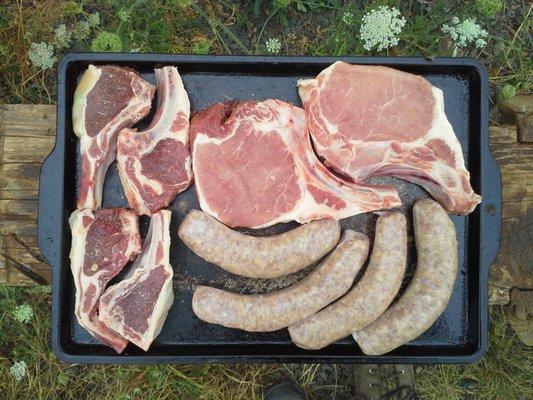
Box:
(117, 67, 193, 215)
(73, 65, 155, 210)
(69, 208, 141, 353)
(190, 99, 400, 229)
(99, 210, 174, 351)
(299, 61, 481, 214)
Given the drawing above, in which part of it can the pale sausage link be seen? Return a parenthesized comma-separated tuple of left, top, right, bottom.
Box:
(192, 230, 369, 332)
(178, 210, 341, 278)
(353, 199, 458, 355)
(288, 212, 406, 349)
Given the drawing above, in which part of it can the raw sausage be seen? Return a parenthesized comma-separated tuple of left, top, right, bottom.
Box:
(288, 212, 407, 349)
(353, 198, 458, 355)
(192, 230, 369, 332)
(178, 210, 341, 278)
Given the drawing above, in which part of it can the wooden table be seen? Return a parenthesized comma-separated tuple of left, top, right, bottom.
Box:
(0, 103, 531, 340)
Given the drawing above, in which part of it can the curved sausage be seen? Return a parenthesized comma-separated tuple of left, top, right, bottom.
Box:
(178, 210, 341, 278)
(352, 198, 458, 355)
(288, 212, 407, 349)
(192, 230, 369, 332)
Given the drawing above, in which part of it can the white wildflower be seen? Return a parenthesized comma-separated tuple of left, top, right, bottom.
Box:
(10, 361, 27, 381)
(73, 20, 91, 41)
(360, 6, 406, 51)
(442, 17, 488, 48)
(117, 9, 131, 22)
(87, 12, 100, 27)
(54, 24, 72, 49)
(28, 42, 56, 70)
(265, 38, 281, 54)
(342, 11, 354, 24)
(13, 304, 33, 323)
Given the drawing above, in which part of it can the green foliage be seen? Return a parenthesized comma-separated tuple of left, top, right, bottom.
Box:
(416, 307, 533, 400)
(91, 31, 123, 52)
(475, 0, 503, 18)
(193, 38, 213, 54)
(500, 84, 516, 100)
(59, 1, 84, 16)
(273, 0, 293, 9)
(172, 0, 193, 7)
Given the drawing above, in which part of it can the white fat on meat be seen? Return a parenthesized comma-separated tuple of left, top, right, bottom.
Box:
(99, 210, 174, 351)
(190, 99, 401, 229)
(117, 67, 193, 215)
(69, 208, 141, 353)
(298, 61, 481, 214)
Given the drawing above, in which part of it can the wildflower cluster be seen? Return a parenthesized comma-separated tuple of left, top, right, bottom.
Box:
(342, 11, 354, 25)
(442, 17, 488, 48)
(12, 304, 33, 323)
(265, 38, 282, 54)
(360, 6, 406, 51)
(28, 42, 56, 70)
(54, 24, 72, 49)
(10, 361, 28, 381)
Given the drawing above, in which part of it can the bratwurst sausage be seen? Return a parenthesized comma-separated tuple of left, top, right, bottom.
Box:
(192, 230, 369, 332)
(352, 199, 458, 355)
(288, 212, 407, 349)
(178, 210, 341, 278)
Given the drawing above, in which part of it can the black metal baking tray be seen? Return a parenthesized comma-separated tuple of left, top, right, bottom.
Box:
(38, 53, 501, 364)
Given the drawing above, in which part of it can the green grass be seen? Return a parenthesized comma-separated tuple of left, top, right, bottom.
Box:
(416, 307, 533, 399)
(1, 286, 531, 399)
(0, 1, 531, 103)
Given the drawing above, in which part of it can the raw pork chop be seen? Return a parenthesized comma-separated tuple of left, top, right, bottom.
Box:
(73, 65, 155, 210)
(190, 100, 400, 229)
(117, 67, 192, 215)
(99, 210, 174, 351)
(299, 61, 481, 214)
(69, 208, 141, 353)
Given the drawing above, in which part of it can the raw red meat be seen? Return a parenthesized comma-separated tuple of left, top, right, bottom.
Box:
(69, 208, 141, 353)
(73, 65, 154, 210)
(117, 67, 193, 215)
(99, 210, 174, 351)
(190, 100, 400, 229)
(299, 61, 481, 214)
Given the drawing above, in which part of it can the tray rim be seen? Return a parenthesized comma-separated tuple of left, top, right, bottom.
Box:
(38, 53, 501, 364)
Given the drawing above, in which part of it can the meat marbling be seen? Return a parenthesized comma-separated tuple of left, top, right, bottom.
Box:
(117, 67, 193, 215)
(190, 99, 400, 229)
(299, 61, 481, 214)
(69, 208, 141, 353)
(73, 65, 154, 210)
(99, 210, 174, 351)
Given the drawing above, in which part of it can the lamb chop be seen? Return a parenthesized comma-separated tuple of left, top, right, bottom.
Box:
(73, 65, 154, 210)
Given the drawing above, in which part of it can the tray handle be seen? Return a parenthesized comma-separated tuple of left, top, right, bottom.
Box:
(38, 145, 65, 271)
(480, 151, 502, 272)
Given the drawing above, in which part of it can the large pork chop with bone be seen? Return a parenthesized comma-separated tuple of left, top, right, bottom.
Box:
(73, 65, 154, 210)
(117, 67, 193, 215)
(299, 61, 481, 214)
(69, 208, 141, 353)
(190, 99, 400, 229)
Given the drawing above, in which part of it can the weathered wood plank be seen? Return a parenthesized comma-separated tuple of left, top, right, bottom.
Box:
(0, 235, 51, 285)
(498, 95, 533, 143)
(3, 135, 55, 163)
(0, 199, 39, 219)
(488, 124, 533, 305)
(0, 104, 56, 137)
